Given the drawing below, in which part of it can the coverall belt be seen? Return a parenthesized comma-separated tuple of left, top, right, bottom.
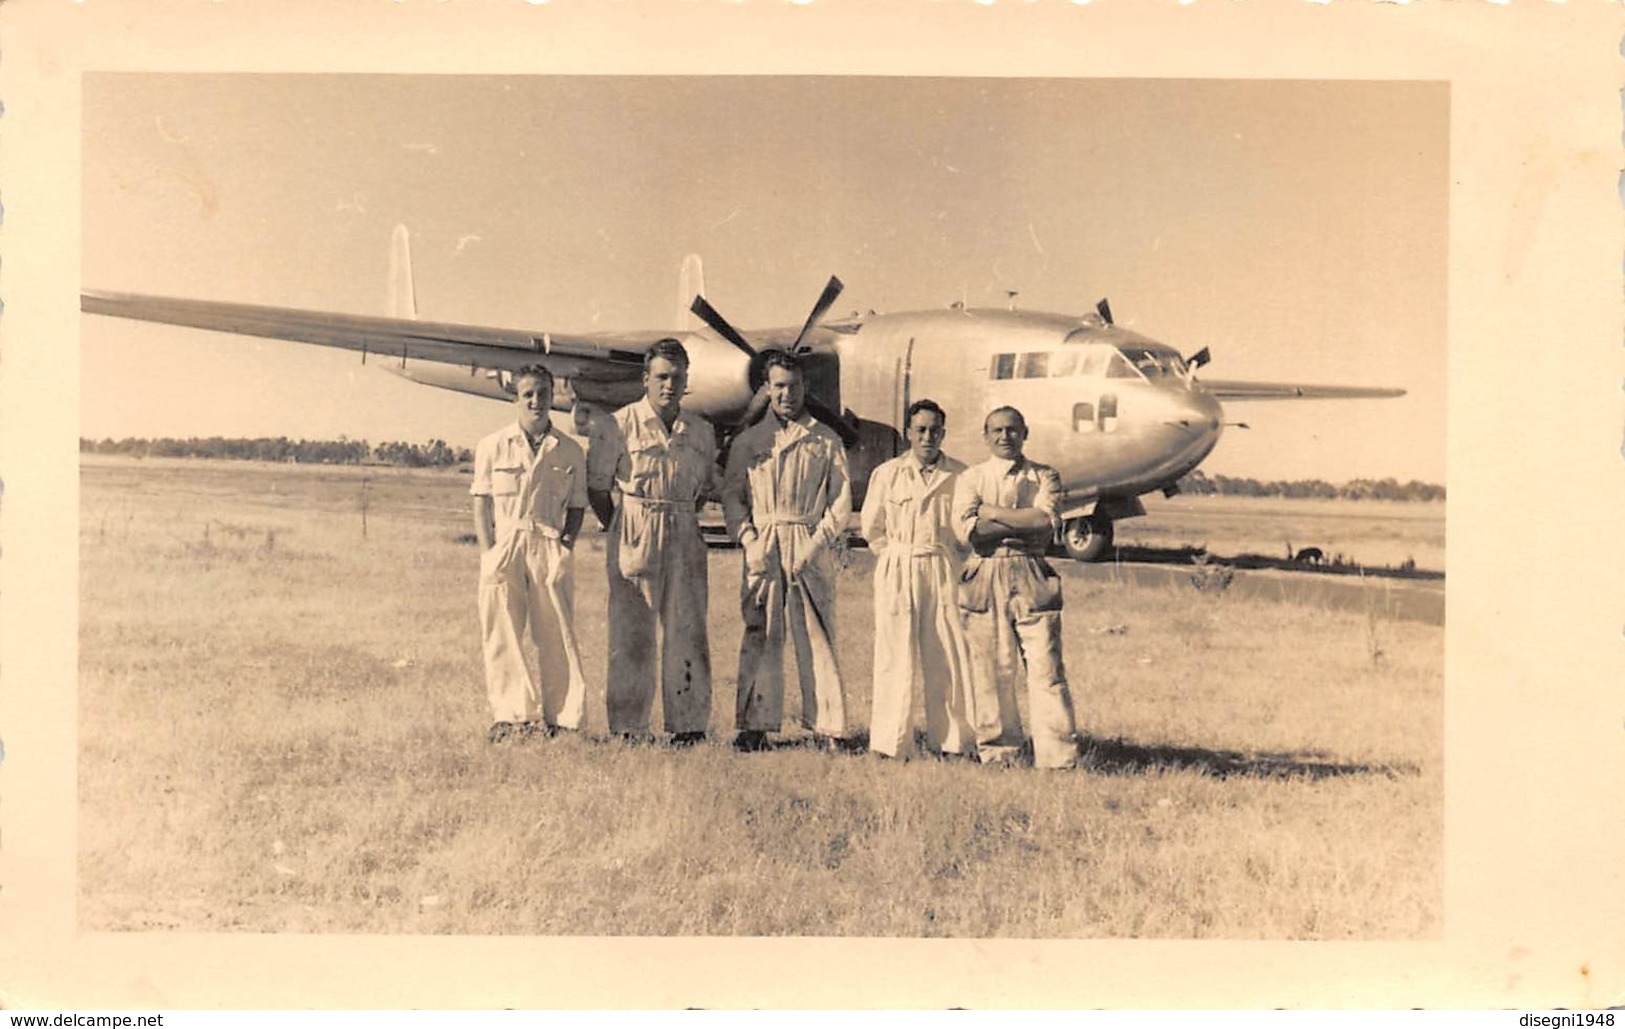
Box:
(622, 494, 697, 511)
(905, 544, 952, 558)
(498, 520, 562, 540)
(764, 514, 819, 527)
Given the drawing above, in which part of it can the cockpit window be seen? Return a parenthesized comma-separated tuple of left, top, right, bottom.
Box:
(1077, 348, 1109, 378)
(1104, 351, 1139, 379)
(1121, 347, 1187, 379)
(1015, 352, 1050, 378)
(993, 347, 1171, 381)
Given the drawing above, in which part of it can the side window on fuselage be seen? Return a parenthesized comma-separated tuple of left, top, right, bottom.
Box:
(1098, 393, 1119, 433)
(990, 353, 1016, 380)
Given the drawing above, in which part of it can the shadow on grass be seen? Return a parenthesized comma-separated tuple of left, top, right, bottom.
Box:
(503, 726, 1412, 780)
(1104, 544, 1443, 582)
(698, 523, 1442, 582)
(1080, 733, 1418, 781)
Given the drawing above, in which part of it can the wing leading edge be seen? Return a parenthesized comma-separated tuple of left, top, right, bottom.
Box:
(80, 290, 655, 395)
(1197, 379, 1406, 401)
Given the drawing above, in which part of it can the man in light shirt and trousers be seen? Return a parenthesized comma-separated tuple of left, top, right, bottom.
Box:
(860, 398, 977, 760)
(722, 351, 851, 752)
(470, 363, 590, 743)
(952, 405, 1081, 769)
(588, 338, 718, 746)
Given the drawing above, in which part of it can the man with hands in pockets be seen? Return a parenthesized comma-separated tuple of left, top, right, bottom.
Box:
(470, 364, 589, 744)
(722, 351, 852, 753)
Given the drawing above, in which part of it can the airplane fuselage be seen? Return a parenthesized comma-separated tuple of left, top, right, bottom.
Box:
(392, 305, 1224, 546)
(81, 226, 1400, 563)
(827, 307, 1224, 522)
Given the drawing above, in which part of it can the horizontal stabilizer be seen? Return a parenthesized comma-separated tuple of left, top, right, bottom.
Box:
(1198, 379, 1406, 401)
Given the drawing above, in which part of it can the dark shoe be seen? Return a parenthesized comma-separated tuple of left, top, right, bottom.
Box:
(519, 720, 556, 741)
(732, 730, 767, 753)
(670, 731, 706, 748)
(812, 734, 858, 754)
(487, 721, 518, 744)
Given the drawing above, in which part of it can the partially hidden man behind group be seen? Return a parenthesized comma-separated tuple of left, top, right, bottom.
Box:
(468, 345, 1083, 769)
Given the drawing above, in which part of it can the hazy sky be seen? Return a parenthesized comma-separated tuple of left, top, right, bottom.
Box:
(81, 75, 1447, 483)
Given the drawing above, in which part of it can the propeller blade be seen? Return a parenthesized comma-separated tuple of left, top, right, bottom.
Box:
(792, 276, 845, 353)
(690, 295, 758, 358)
(1095, 298, 1114, 325)
(806, 396, 859, 448)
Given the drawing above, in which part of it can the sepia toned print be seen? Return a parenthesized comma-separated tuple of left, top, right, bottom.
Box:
(3, 0, 1619, 1008)
(76, 73, 1443, 940)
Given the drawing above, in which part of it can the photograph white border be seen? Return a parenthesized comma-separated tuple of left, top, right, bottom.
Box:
(2, 0, 1621, 1010)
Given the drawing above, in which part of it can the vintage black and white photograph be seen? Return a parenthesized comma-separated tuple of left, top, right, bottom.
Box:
(77, 73, 1446, 939)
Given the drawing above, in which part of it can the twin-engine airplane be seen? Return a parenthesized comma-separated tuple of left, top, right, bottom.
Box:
(82, 225, 1404, 561)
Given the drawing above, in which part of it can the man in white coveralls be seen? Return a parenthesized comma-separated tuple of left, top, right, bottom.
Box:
(859, 398, 977, 760)
(952, 405, 1081, 769)
(470, 364, 589, 743)
(588, 338, 718, 746)
(722, 350, 852, 753)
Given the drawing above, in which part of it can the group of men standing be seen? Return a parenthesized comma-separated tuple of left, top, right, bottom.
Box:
(468, 339, 1083, 769)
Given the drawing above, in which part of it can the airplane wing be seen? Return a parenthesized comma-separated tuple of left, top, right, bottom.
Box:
(1197, 379, 1406, 401)
(80, 290, 659, 404)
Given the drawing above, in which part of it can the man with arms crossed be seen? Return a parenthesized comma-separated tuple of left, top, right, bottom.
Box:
(860, 398, 977, 760)
(952, 405, 1081, 769)
(722, 351, 851, 752)
(471, 364, 589, 743)
(588, 338, 717, 746)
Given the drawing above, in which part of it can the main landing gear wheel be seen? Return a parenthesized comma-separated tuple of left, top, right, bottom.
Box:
(1062, 514, 1114, 562)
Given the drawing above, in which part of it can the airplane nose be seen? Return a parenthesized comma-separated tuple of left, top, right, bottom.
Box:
(1193, 390, 1222, 433)
(1162, 390, 1225, 472)
(1164, 389, 1222, 434)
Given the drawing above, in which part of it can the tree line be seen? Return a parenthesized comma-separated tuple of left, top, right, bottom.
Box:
(78, 437, 1446, 500)
(1175, 469, 1444, 502)
(80, 436, 472, 468)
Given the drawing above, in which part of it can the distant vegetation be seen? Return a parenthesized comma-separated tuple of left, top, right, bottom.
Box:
(1176, 469, 1444, 502)
(80, 436, 472, 468)
(78, 438, 1446, 500)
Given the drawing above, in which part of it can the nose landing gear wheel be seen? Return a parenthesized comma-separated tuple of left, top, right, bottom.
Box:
(1062, 514, 1114, 562)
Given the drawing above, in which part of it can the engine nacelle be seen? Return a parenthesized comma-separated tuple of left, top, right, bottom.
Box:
(673, 331, 754, 423)
(384, 360, 513, 403)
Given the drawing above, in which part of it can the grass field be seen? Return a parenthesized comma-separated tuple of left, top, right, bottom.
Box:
(78, 455, 1443, 938)
(1123, 494, 1446, 573)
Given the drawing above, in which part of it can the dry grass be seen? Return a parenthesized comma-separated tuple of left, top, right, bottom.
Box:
(79, 456, 1442, 938)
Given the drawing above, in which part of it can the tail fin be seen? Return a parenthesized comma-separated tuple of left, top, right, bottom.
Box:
(677, 253, 704, 331)
(389, 224, 418, 320)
